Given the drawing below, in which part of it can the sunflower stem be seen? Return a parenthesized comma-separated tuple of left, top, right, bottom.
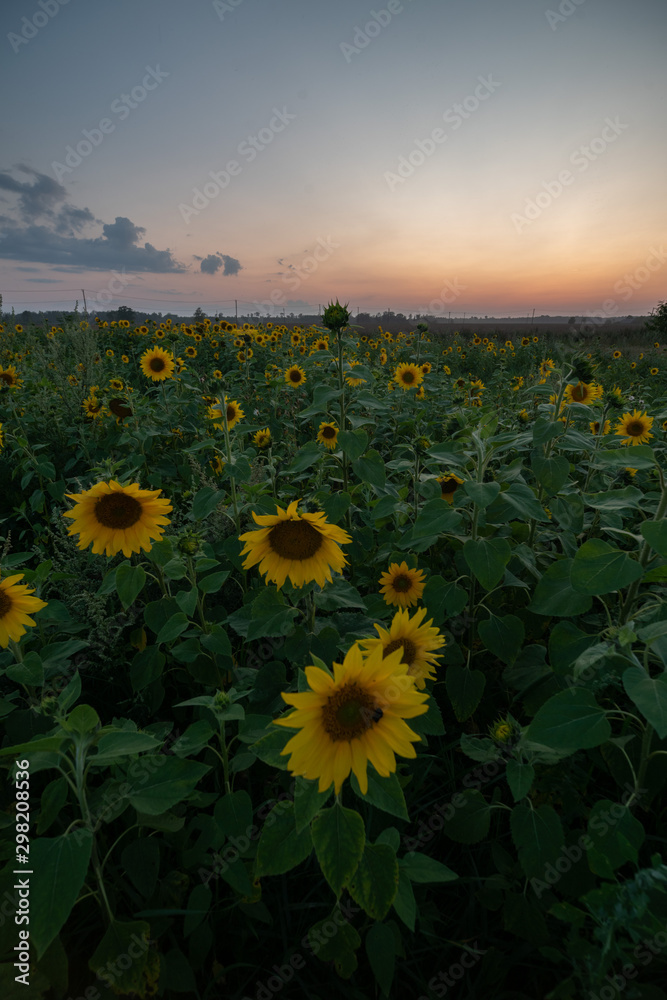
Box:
(8, 637, 23, 663)
(220, 394, 241, 534)
(219, 723, 232, 795)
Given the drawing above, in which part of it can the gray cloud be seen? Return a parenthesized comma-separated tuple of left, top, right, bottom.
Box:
(199, 252, 242, 276)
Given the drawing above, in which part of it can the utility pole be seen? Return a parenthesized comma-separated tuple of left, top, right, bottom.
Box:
(81, 289, 88, 316)
(235, 299, 238, 322)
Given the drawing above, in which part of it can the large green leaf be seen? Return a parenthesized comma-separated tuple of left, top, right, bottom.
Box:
(346, 843, 398, 920)
(352, 450, 386, 489)
(478, 614, 524, 665)
(399, 852, 458, 884)
(585, 800, 645, 878)
(89, 919, 154, 995)
(486, 483, 549, 523)
(445, 666, 485, 722)
(399, 500, 462, 551)
(531, 452, 570, 495)
(365, 920, 396, 996)
(115, 562, 146, 610)
(593, 446, 656, 470)
(525, 689, 611, 752)
(506, 760, 535, 802)
(30, 831, 93, 959)
(462, 481, 500, 509)
(622, 669, 667, 739)
(311, 802, 365, 898)
(510, 802, 564, 880)
(338, 429, 368, 460)
(441, 789, 491, 844)
(641, 520, 667, 558)
(529, 559, 593, 617)
(255, 801, 313, 876)
(125, 758, 210, 814)
(293, 777, 333, 833)
(350, 768, 409, 821)
(570, 539, 643, 596)
(463, 538, 512, 590)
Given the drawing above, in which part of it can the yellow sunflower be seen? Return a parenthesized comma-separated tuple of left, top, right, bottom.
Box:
(563, 381, 603, 405)
(63, 480, 173, 558)
(109, 378, 124, 392)
(393, 363, 424, 391)
(208, 396, 245, 432)
(0, 574, 47, 647)
(437, 471, 465, 503)
(0, 365, 22, 389)
(253, 428, 272, 449)
(313, 338, 329, 351)
(284, 364, 307, 387)
(274, 642, 429, 794)
(209, 455, 225, 475)
(239, 499, 351, 589)
(378, 562, 426, 609)
(121, 355, 129, 364)
(539, 359, 556, 377)
(359, 606, 446, 689)
(615, 410, 654, 446)
(82, 395, 107, 419)
(139, 347, 175, 382)
(317, 422, 339, 450)
(589, 419, 611, 435)
(185, 346, 197, 358)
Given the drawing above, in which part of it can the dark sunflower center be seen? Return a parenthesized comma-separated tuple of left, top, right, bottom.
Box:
(392, 574, 412, 593)
(383, 637, 417, 666)
(110, 399, 132, 418)
(289, 370, 302, 382)
(0, 372, 13, 385)
(322, 426, 336, 439)
(440, 478, 458, 494)
(94, 493, 143, 529)
(149, 357, 166, 372)
(626, 420, 644, 436)
(226, 405, 237, 422)
(592, 423, 601, 434)
(268, 518, 323, 561)
(572, 383, 587, 401)
(0, 588, 12, 617)
(321, 682, 380, 741)
(402, 371, 415, 384)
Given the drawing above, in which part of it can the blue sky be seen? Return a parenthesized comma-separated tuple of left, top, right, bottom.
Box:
(1, 0, 666, 317)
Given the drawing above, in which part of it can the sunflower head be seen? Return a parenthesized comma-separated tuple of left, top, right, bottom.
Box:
(378, 562, 427, 609)
(140, 346, 175, 382)
(253, 428, 272, 449)
(437, 471, 465, 503)
(563, 381, 603, 406)
(0, 573, 48, 647)
(394, 363, 424, 391)
(317, 422, 339, 451)
(322, 300, 351, 333)
(615, 410, 654, 446)
(284, 364, 307, 387)
(360, 606, 445, 689)
(63, 480, 173, 558)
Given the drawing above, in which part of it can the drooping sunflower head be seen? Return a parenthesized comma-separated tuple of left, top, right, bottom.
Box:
(208, 396, 245, 431)
(317, 421, 339, 451)
(539, 359, 556, 377)
(63, 480, 173, 558)
(284, 364, 307, 388)
(109, 398, 133, 420)
(378, 561, 427, 609)
(563, 380, 603, 405)
(589, 419, 611, 436)
(139, 347, 175, 382)
(0, 365, 23, 389)
(437, 471, 465, 503)
(273, 641, 429, 794)
(393, 363, 424, 391)
(0, 573, 48, 647)
(239, 499, 352, 589)
(615, 410, 654, 446)
(253, 428, 272, 449)
(359, 606, 446, 689)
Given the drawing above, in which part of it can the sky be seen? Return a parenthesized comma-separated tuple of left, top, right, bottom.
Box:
(1, 0, 666, 319)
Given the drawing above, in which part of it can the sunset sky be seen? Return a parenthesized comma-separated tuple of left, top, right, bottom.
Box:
(1, 0, 665, 318)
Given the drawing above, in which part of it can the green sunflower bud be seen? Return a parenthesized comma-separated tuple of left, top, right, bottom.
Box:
(322, 300, 351, 333)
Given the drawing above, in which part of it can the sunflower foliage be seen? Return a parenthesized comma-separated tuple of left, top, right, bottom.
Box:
(0, 312, 666, 999)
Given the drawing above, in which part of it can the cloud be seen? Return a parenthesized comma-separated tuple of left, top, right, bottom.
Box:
(0, 166, 185, 273)
(199, 252, 242, 276)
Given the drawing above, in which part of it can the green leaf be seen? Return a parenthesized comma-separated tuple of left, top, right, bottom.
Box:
(525, 689, 611, 752)
(445, 666, 485, 722)
(36, 777, 69, 835)
(393, 869, 417, 931)
(307, 916, 360, 978)
(115, 562, 146, 610)
(62, 704, 99, 736)
(6, 651, 44, 687)
(30, 831, 93, 959)
(191, 486, 222, 520)
(510, 802, 565, 880)
(463, 538, 512, 590)
(570, 539, 643, 596)
(198, 569, 230, 594)
(478, 614, 524, 665)
(249, 727, 291, 769)
(594, 446, 656, 470)
(89, 920, 153, 995)
(320, 491, 351, 524)
(156, 612, 191, 645)
(293, 777, 333, 833)
(529, 559, 593, 617)
(422, 577, 467, 625)
(506, 760, 535, 802)
(365, 920, 396, 995)
(285, 441, 323, 474)
(399, 852, 458, 884)
(184, 884, 212, 938)
(347, 843, 399, 920)
(350, 768, 409, 821)
(171, 721, 215, 758)
(125, 758, 210, 814)
(550, 495, 584, 533)
(641, 520, 667, 558)
(586, 800, 645, 878)
(352, 450, 386, 489)
(215, 790, 253, 839)
(338, 429, 368, 460)
(486, 483, 549, 523)
(532, 417, 565, 447)
(441, 789, 491, 844)
(120, 838, 160, 899)
(311, 802, 365, 898)
(531, 451, 570, 495)
(315, 578, 366, 611)
(175, 587, 198, 617)
(255, 801, 313, 876)
(622, 669, 667, 739)
(400, 499, 462, 550)
(462, 481, 500, 509)
(548, 621, 599, 675)
(92, 731, 160, 764)
(584, 486, 643, 511)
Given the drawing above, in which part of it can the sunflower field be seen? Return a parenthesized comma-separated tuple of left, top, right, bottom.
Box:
(0, 304, 667, 1000)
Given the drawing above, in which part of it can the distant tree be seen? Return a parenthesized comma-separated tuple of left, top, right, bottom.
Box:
(193, 306, 206, 321)
(116, 305, 135, 324)
(645, 301, 667, 339)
